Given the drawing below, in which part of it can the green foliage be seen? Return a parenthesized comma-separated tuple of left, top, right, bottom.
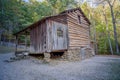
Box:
(0, 46, 15, 54)
(80, 1, 120, 54)
(98, 37, 108, 54)
(46, 0, 77, 14)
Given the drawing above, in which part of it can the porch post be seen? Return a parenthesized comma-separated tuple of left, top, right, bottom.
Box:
(25, 32, 27, 51)
(15, 35, 18, 52)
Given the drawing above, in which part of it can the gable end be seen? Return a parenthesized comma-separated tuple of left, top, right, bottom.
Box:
(60, 8, 90, 25)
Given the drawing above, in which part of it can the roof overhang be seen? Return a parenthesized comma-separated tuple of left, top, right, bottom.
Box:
(14, 7, 90, 36)
(13, 14, 67, 36)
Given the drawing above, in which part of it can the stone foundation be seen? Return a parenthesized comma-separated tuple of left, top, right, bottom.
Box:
(62, 47, 95, 61)
(62, 48, 81, 61)
(43, 46, 95, 62)
(43, 53, 51, 62)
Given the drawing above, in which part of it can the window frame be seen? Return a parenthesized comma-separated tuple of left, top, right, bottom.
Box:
(57, 28, 63, 37)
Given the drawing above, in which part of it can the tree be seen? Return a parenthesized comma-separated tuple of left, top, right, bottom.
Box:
(102, 5, 113, 54)
(46, 0, 77, 14)
(96, 0, 119, 53)
(107, 0, 119, 53)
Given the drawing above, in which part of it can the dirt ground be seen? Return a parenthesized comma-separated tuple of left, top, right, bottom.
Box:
(0, 53, 120, 80)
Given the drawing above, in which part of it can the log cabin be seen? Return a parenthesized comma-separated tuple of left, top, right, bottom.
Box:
(14, 8, 95, 61)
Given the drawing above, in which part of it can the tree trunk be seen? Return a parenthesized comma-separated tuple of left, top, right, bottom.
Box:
(93, 21, 97, 54)
(109, 5, 119, 53)
(108, 32, 113, 55)
(102, 6, 113, 55)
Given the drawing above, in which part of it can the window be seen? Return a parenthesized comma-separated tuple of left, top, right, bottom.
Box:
(57, 28, 63, 37)
(78, 15, 81, 24)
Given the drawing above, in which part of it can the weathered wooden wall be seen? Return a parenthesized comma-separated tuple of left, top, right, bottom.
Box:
(67, 10, 90, 49)
(46, 19, 68, 52)
(30, 21, 47, 53)
(30, 16, 68, 54)
(29, 9, 90, 53)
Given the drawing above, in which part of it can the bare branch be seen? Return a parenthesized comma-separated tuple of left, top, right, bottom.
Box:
(106, 0, 112, 6)
(115, 11, 120, 20)
(112, 0, 116, 6)
(94, 0, 105, 5)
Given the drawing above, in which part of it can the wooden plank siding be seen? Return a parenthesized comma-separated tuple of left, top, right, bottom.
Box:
(30, 21, 47, 53)
(29, 9, 91, 53)
(67, 10, 90, 49)
(46, 19, 52, 52)
(30, 18, 68, 53)
(46, 19, 68, 52)
(52, 21, 68, 51)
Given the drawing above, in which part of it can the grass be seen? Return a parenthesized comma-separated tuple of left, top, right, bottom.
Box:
(0, 46, 15, 54)
(0, 46, 28, 54)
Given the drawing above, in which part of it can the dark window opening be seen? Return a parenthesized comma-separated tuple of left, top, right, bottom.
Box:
(57, 28, 63, 37)
(50, 52, 64, 59)
(29, 54, 44, 59)
(78, 15, 81, 24)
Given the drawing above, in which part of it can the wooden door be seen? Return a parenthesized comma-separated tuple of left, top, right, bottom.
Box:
(52, 22, 68, 51)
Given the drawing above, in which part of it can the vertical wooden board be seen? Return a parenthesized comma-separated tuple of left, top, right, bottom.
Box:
(38, 24, 40, 52)
(33, 27, 35, 52)
(36, 26, 38, 52)
(32, 28, 35, 52)
(39, 24, 42, 53)
(45, 22, 47, 52)
(29, 21, 48, 53)
(41, 23, 43, 52)
(42, 22, 45, 52)
(46, 20, 53, 52)
(35, 26, 38, 52)
(46, 20, 48, 52)
(46, 20, 49, 52)
(31, 28, 33, 52)
(51, 21, 68, 51)
(30, 29, 33, 52)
